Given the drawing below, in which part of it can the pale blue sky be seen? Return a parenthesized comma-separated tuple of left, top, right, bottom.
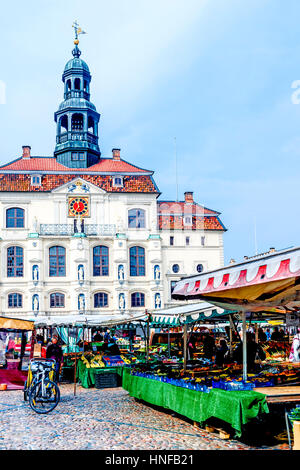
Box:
(0, 0, 300, 263)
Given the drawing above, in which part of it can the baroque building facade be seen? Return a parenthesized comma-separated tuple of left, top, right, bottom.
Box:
(0, 39, 226, 320)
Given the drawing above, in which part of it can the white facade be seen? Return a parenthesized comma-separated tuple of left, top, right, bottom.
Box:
(0, 177, 225, 319)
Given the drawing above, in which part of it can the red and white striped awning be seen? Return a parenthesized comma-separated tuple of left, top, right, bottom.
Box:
(172, 246, 300, 313)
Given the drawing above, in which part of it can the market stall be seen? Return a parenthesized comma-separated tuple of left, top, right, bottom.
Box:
(171, 246, 300, 446)
(0, 317, 35, 390)
(31, 313, 148, 391)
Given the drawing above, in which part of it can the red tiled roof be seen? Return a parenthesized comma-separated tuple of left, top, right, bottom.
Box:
(0, 173, 158, 193)
(157, 201, 219, 216)
(158, 215, 225, 231)
(0, 157, 151, 174)
(157, 201, 225, 231)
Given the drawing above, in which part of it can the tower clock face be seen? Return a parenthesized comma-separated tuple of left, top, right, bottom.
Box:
(68, 197, 89, 217)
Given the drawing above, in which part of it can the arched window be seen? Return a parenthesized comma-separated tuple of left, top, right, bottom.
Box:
(6, 208, 24, 228)
(8, 293, 22, 308)
(7, 246, 23, 277)
(49, 246, 66, 277)
(128, 209, 145, 229)
(131, 292, 145, 307)
(74, 78, 81, 90)
(50, 293, 65, 308)
(66, 79, 71, 91)
(60, 115, 68, 133)
(94, 292, 108, 308)
(113, 176, 123, 187)
(93, 246, 109, 276)
(88, 116, 94, 134)
(71, 113, 83, 131)
(130, 246, 145, 276)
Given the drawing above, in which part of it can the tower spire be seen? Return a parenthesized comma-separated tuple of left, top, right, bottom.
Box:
(54, 23, 100, 168)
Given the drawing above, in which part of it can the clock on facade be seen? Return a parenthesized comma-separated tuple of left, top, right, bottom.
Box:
(68, 197, 89, 217)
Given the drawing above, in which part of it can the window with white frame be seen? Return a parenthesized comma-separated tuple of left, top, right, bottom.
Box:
(184, 216, 192, 226)
(31, 175, 42, 186)
(113, 176, 123, 187)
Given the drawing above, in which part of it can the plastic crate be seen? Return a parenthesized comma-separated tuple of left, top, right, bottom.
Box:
(253, 379, 275, 388)
(212, 379, 254, 391)
(94, 372, 118, 389)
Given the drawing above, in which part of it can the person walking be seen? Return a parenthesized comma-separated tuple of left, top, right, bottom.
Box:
(46, 336, 63, 382)
(289, 328, 300, 363)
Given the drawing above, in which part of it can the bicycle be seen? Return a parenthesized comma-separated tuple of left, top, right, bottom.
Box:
(24, 358, 60, 414)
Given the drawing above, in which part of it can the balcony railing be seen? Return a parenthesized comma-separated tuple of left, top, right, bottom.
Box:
(39, 224, 116, 236)
(56, 131, 98, 145)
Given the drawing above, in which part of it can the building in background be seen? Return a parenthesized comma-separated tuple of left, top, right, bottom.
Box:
(0, 37, 226, 320)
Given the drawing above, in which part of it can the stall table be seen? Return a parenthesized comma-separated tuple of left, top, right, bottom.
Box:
(122, 369, 269, 437)
(253, 386, 300, 404)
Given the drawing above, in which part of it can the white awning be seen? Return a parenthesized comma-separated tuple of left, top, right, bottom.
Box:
(26, 313, 147, 327)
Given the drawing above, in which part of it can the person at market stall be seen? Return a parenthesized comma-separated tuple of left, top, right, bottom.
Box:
(104, 329, 111, 344)
(258, 328, 267, 342)
(265, 328, 271, 341)
(202, 333, 216, 360)
(188, 335, 197, 359)
(46, 336, 63, 382)
(279, 328, 285, 340)
(271, 327, 282, 341)
(233, 332, 266, 372)
(215, 338, 228, 367)
(289, 328, 300, 363)
(93, 330, 103, 342)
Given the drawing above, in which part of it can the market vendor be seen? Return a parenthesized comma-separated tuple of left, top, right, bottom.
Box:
(215, 338, 229, 367)
(46, 336, 63, 382)
(93, 330, 103, 342)
(202, 333, 216, 360)
(233, 332, 266, 372)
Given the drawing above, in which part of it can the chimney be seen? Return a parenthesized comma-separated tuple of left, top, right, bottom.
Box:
(112, 148, 121, 160)
(184, 191, 194, 204)
(22, 146, 31, 159)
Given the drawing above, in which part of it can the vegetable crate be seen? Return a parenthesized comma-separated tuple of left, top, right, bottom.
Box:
(94, 372, 118, 389)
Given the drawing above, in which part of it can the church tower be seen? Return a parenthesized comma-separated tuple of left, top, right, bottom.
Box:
(54, 23, 100, 168)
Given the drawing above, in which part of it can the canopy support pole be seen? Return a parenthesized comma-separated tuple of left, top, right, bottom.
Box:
(146, 311, 150, 363)
(168, 328, 171, 358)
(242, 312, 247, 381)
(183, 323, 188, 373)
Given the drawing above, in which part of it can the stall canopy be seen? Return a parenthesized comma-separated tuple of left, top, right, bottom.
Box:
(150, 301, 236, 327)
(172, 246, 300, 314)
(29, 312, 147, 327)
(0, 316, 34, 331)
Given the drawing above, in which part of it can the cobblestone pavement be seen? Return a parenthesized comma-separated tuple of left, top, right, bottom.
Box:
(0, 384, 289, 450)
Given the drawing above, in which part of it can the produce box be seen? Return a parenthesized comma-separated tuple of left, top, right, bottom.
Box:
(212, 379, 254, 391)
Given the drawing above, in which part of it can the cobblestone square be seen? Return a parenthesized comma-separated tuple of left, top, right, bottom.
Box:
(0, 384, 289, 450)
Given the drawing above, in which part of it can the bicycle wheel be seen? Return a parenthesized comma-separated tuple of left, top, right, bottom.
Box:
(29, 379, 60, 414)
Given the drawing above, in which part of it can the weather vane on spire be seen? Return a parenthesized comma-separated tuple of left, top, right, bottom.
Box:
(72, 21, 87, 57)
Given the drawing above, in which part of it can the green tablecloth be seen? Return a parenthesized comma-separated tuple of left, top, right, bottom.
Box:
(76, 360, 123, 388)
(122, 369, 269, 437)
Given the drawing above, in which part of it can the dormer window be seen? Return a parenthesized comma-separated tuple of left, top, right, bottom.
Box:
(184, 216, 192, 226)
(113, 176, 123, 188)
(31, 175, 41, 186)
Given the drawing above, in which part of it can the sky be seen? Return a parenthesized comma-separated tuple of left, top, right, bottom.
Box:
(0, 0, 300, 264)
